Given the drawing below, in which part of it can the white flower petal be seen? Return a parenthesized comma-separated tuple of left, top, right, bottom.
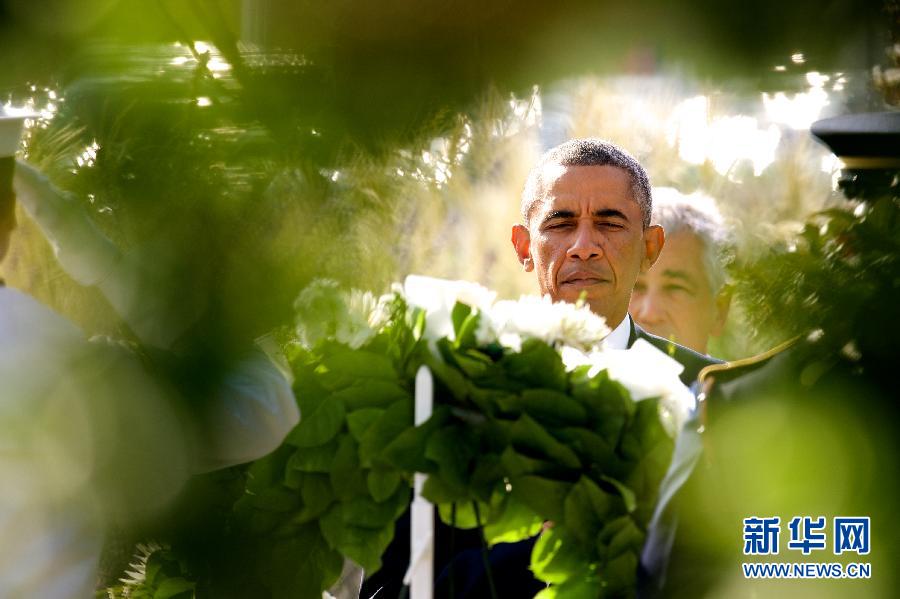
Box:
(403, 275, 496, 342)
(483, 294, 610, 352)
(574, 339, 695, 437)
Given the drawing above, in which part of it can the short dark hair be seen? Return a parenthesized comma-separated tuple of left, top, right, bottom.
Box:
(521, 138, 652, 228)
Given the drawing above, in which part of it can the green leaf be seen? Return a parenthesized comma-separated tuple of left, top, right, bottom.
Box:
(347, 408, 385, 441)
(510, 414, 581, 470)
(618, 399, 668, 462)
(287, 440, 337, 473)
(153, 578, 195, 599)
(319, 505, 395, 573)
(333, 380, 409, 411)
(624, 440, 672, 526)
(245, 445, 292, 492)
(284, 465, 304, 490)
(330, 434, 368, 500)
(500, 446, 562, 478)
(257, 525, 343, 599)
(511, 475, 570, 523)
(381, 406, 450, 472)
(450, 348, 492, 378)
(367, 469, 403, 502)
(599, 476, 636, 514)
(467, 386, 513, 417)
(284, 397, 345, 448)
(295, 473, 334, 523)
(250, 487, 301, 512)
(359, 399, 413, 468)
(500, 339, 567, 391)
(535, 574, 601, 599)
(291, 359, 329, 415)
(342, 488, 409, 529)
(145, 558, 163, 586)
(245, 508, 284, 534)
(531, 527, 589, 585)
(319, 503, 345, 549)
(412, 307, 427, 340)
(317, 350, 399, 391)
(424, 424, 478, 493)
(451, 301, 473, 339)
(562, 477, 616, 551)
(599, 551, 639, 594)
(604, 516, 644, 560)
(483, 493, 543, 545)
(571, 369, 633, 442)
(469, 453, 505, 501)
(556, 428, 617, 472)
(619, 400, 673, 525)
(455, 312, 481, 350)
(499, 389, 588, 426)
(424, 354, 468, 401)
(437, 500, 491, 529)
(423, 474, 468, 505)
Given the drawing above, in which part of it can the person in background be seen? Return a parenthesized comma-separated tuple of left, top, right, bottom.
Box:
(629, 187, 731, 355)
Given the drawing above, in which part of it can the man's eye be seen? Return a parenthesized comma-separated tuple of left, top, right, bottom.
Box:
(665, 284, 693, 296)
(545, 222, 572, 230)
(597, 221, 624, 230)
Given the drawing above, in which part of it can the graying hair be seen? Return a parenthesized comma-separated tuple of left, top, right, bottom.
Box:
(520, 138, 652, 228)
(651, 187, 731, 293)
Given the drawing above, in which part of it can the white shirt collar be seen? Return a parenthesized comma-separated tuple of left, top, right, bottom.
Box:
(602, 313, 632, 350)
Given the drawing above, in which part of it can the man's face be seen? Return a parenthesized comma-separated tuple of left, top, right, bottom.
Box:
(512, 164, 663, 328)
(629, 231, 729, 353)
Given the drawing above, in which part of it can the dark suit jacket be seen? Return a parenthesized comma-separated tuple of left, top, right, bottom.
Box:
(362, 321, 721, 599)
(628, 321, 720, 387)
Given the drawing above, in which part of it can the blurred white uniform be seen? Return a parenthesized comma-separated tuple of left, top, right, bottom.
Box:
(0, 164, 300, 598)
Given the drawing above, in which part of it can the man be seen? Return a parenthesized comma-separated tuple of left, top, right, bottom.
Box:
(628, 187, 731, 354)
(430, 139, 721, 598)
(510, 138, 718, 382)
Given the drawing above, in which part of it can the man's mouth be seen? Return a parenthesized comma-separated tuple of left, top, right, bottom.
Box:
(560, 272, 607, 287)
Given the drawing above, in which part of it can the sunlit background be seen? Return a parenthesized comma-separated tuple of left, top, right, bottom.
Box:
(1, 33, 869, 358)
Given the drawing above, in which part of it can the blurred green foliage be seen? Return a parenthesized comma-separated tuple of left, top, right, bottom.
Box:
(658, 178, 900, 597)
(2, 2, 897, 597)
(733, 183, 900, 387)
(101, 289, 677, 598)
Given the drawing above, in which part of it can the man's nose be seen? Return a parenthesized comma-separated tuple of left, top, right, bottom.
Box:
(632, 292, 665, 326)
(566, 221, 602, 261)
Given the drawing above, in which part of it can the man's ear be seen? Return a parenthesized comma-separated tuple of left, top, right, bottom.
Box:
(710, 285, 733, 337)
(640, 224, 664, 273)
(511, 224, 533, 271)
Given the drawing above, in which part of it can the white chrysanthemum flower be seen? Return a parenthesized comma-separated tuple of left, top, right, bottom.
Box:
(370, 292, 395, 329)
(295, 280, 387, 349)
(402, 275, 496, 341)
(336, 289, 384, 349)
(573, 339, 695, 437)
(482, 295, 611, 352)
(559, 344, 593, 371)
